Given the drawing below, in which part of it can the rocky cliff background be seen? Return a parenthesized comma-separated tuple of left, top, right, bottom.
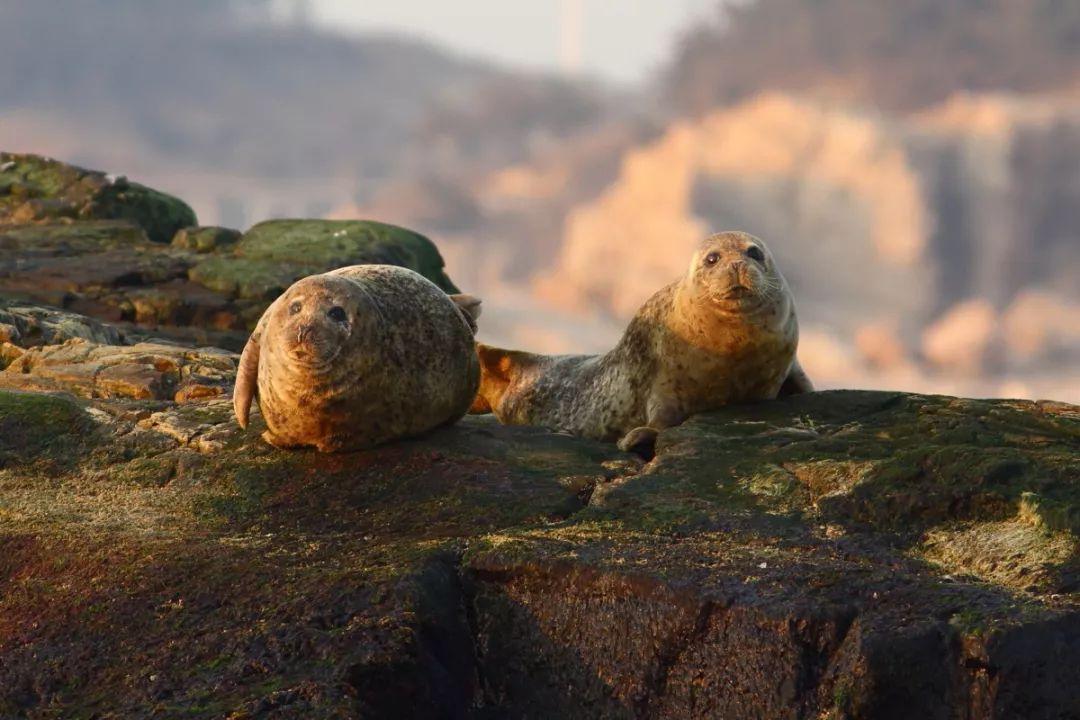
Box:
(3, 0, 1078, 402)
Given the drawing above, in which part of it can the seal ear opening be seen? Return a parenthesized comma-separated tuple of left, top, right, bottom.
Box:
(449, 294, 482, 333)
(233, 333, 261, 429)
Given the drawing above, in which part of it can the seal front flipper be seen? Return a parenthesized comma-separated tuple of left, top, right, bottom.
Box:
(619, 398, 688, 459)
(233, 330, 261, 429)
(617, 426, 659, 459)
(778, 359, 813, 397)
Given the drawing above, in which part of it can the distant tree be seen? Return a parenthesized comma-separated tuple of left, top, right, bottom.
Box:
(666, 0, 1080, 113)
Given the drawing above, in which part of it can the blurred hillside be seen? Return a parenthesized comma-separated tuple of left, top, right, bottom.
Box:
(667, 0, 1080, 112)
(2, 0, 1078, 401)
(0, 0, 623, 227)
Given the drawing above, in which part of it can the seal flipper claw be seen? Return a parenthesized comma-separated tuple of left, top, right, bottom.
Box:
(618, 426, 659, 460)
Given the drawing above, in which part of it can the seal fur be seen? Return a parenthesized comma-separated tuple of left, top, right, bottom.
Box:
(471, 231, 812, 455)
(233, 264, 481, 452)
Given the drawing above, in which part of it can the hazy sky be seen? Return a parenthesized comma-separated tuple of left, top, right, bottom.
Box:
(299, 0, 718, 84)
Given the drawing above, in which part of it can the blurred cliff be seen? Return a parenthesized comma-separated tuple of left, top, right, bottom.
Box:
(2, 0, 1078, 401)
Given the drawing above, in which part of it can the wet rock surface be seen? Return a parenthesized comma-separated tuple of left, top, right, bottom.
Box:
(0, 305, 1077, 718)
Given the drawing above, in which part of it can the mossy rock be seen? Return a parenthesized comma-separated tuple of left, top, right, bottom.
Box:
(235, 219, 459, 292)
(0, 220, 150, 253)
(0, 390, 97, 467)
(0, 153, 196, 243)
(171, 226, 241, 253)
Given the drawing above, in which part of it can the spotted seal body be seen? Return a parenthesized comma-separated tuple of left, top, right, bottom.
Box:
(233, 264, 481, 452)
(471, 232, 812, 454)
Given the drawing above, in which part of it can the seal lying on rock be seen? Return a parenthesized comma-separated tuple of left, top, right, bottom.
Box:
(233, 265, 481, 452)
(471, 231, 812, 456)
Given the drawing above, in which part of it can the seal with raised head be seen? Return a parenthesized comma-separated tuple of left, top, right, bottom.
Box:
(471, 231, 812, 455)
(233, 264, 481, 452)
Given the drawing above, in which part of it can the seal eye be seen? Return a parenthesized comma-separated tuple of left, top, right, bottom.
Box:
(327, 306, 347, 323)
(704, 252, 720, 266)
(746, 246, 765, 263)
(289, 301, 302, 315)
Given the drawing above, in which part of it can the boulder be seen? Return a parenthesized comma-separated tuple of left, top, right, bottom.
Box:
(171, 226, 242, 253)
(188, 219, 461, 301)
(0, 153, 197, 243)
(0, 308, 1076, 718)
(0, 161, 462, 351)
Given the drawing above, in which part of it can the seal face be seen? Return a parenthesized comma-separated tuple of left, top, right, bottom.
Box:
(233, 265, 481, 452)
(471, 232, 812, 456)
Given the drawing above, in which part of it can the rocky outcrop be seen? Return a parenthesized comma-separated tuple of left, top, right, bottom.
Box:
(0, 304, 1076, 718)
(0, 157, 460, 350)
(0, 153, 196, 244)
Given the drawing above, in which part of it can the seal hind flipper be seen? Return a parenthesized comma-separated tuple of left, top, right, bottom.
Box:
(233, 331, 261, 429)
(469, 343, 542, 416)
(778, 359, 814, 397)
(449, 294, 482, 333)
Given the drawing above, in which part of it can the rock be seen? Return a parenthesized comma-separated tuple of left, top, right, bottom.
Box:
(0, 323, 1076, 718)
(0, 299, 123, 349)
(0, 153, 197, 243)
(188, 218, 461, 301)
(171, 225, 242, 253)
(0, 192, 463, 351)
(0, 338, 236, 401)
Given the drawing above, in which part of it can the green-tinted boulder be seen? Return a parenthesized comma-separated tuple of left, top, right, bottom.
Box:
(187, 219, 460, 303)
(0, 152, 196, 243)
(171, 226, 241, 253)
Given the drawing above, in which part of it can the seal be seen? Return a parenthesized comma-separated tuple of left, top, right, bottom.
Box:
(471, 231, 812, 455)
(233, 264, 481, 452)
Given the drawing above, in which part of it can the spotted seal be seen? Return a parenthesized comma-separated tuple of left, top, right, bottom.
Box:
(471, 231, 812, 455)
(233, 264, 481, 452)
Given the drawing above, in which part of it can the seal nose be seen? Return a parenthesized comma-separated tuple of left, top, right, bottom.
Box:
(296, 324, 313, 344)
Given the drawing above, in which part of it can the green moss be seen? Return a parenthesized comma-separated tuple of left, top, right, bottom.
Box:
(237, 219, 459, 292)
(0, 390, 96, 466)
(949, 607, 990, 636)
(188, 256, 303, 300)
(0, 220, 150, 252)
(171, 226, 241, 253)
(833, 679, 854, 713)
(93, 180, 197, 244)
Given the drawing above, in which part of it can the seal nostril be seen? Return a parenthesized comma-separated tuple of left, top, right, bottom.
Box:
(746, 246, 765, 263)
(327, 306, 347, 323)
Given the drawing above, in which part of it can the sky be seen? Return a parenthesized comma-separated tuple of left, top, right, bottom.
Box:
(293, 0, 719, 84)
